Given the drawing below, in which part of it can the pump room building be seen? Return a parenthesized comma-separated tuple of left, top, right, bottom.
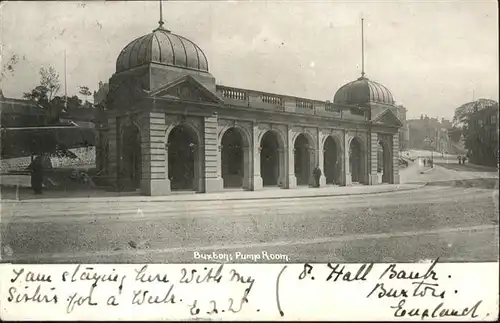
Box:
(97, 21, 403, 196)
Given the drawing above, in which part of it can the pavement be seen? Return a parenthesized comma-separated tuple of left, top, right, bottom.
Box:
(1, 159, 498, 264)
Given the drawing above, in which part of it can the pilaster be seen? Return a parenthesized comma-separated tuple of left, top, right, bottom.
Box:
(204, 113, 223, 192)
(140, 112, 170, 196)
(251, 124, 263, 190)
(368, 132, 379, 185)
(344, 133, 352, 186)
(286, 127, 297, 189)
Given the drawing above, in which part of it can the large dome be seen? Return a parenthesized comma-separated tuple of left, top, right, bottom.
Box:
(333, 76, 395, 105)
(116, 26, 209, 73)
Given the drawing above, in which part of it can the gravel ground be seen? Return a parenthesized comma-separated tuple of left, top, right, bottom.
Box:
(2, 187, 498, 263)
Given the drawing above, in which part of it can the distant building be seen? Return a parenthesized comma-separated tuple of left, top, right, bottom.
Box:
(406, 116, 462, 154)
(466, 102, 499, 167)
(396, 105, 409, 151)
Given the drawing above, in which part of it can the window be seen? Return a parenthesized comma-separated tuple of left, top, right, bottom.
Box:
(491, 115, 497, 124)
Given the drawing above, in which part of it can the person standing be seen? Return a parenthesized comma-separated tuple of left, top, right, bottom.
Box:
(313, 165, 322, 188)
(29, 155, 44, 194)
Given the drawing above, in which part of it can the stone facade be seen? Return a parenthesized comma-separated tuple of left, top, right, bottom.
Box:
(96, 24, 404, 196)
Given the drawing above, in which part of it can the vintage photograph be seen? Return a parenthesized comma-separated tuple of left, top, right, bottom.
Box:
(1, 0, 498, 264)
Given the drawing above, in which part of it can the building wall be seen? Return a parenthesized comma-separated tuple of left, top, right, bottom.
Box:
(104, 104, 400, 195)
(101, 66, 402, 195)
(467, 105, 499, 167)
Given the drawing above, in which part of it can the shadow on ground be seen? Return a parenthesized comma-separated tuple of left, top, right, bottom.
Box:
(426, 178, 499, 189)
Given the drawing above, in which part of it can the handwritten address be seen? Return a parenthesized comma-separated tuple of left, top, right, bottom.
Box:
(1, 260, 495, 320)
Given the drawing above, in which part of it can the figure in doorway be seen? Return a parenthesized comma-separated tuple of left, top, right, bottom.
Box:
(29, 155, 44, 194)
(313, 165, 322, 188)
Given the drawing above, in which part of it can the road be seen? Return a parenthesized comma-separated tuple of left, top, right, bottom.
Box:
(1, 161, 498, 263)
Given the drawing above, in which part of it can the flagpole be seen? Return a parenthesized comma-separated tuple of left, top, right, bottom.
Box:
(64, 49, 68, 109)
(361, 18, 365, 78)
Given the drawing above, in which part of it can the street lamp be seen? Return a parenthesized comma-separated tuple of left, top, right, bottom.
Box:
(423, 137, 435, 167)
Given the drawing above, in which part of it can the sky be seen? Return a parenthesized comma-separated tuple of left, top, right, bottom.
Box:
(0, 0, 498, 120)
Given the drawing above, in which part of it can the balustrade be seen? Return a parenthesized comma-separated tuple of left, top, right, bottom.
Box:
(219, 87, 247, 101)
(261, 94, 284, 106)
(296, 100, 313, 110)
(216, 85, 350, 119)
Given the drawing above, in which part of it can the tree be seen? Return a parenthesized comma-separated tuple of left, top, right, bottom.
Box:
(0, 54, 19, 80)
(79, 85, 92, 97)
(452, 98, 499, 152)
(23, 67, 61, 108)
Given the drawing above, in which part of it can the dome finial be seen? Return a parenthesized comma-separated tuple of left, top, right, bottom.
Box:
(361, 16, 366, 78)
(158, 0, 164, 29)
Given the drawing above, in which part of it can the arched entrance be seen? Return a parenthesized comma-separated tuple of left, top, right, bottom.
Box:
(167, 125, 198, 191)
(221, 128, 244, 188)
(324, 136, 339, 185)
(260, 131, 281, 187)
(349, 138, 363, 183)
(121, 125, 141, 188)
(378, 140, 391, 183)
(294, 134, 311, 186)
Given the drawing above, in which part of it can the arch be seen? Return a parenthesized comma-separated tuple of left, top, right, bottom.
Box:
(166, 123, 201, 191)
(258, 127, 286, 149)
(220, 127, 250, 189)
(323, 135, 341, 185)
(219, 124, 251, 148)
(120, 124, 141, 189)
(377, 139, 392, 184)
(349, 136, 365, 184)
(260, 130, 284, 187)
(292, 130, 316, 149)
(165, 120, 203, 147)
(294, 133, 314, 186)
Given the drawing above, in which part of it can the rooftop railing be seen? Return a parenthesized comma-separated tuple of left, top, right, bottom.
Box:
(216, 85, 366, 121)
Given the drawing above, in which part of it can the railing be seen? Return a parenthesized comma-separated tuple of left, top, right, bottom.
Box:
(261, 94, 284, 107)
(219, 87, 247, 101)
(296, 99, 313, 110)
(215, 85, 366, 121)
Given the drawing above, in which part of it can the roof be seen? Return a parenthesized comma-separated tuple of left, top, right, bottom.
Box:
(116, 26, 209, 73)
(333, 76, 395, 106)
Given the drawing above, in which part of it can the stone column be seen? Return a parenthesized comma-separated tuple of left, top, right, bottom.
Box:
(139, 112, 170, 196)
(286, 128, 297, 189)
(278, 147, 286, 188)
(204, 113, 223, 192)
(392, 133, 400, 184)
(251, 125, 263, 190)
(368, 132, 379, 185)
(317, 131, 327, 187)
(344, 133, 352, 186)
(242, 143, 251, 190)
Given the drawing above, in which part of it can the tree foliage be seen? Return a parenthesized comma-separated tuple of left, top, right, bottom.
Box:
(23, 67, 61, 104)
(5, 66, 96, 158)
(79, 85, 92, 97)
(453, 99, 498, 126)
(0, 54, 19, 80)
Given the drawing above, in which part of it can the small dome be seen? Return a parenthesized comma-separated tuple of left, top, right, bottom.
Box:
(333, 76, 395, 105)
(116, 26, 209, 73)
